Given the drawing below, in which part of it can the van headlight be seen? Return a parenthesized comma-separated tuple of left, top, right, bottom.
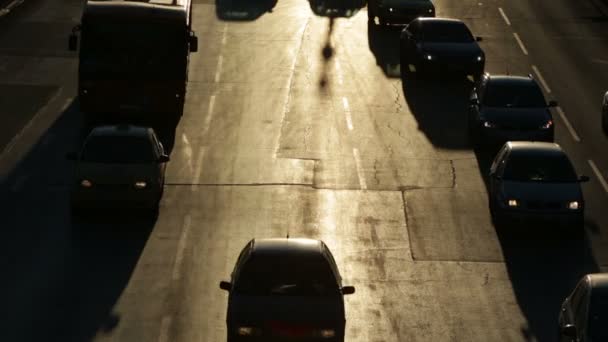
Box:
(134, 181, 147, 189)
(568, 201, 580, 210)
(507, 199, 519, 207)
(80, 179, 93, 188)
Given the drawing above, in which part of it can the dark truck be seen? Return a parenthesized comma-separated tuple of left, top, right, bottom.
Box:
(69, 0, 198, 121)
(368, 0, 435, 26)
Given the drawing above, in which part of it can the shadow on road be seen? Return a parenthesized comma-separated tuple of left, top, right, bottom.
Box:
(367, 21, 402, 78)
(473, 148, 600, 342)
(0, 97, 170, 341)
(215, 0, 277, 21)
(401, 74, 473, 149)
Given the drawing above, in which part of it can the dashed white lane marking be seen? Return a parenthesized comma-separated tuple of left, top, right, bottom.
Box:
(588, 160, 608, 193)
(498, 8, 511, 26)
(513, 32, 528, 55)
(191, 148, 206, 190)
(352, 148, 367, 190)
(556, 106, 581, 142)
(221, 24, 228, 45)
(214, 55, 223, 83)
(532, 65, 552, 94)
(158, 315, 172, 342)
(342, 97, 353, 131)
(335, 60, 344, 85)
(201, 95, 216, 137)
(172, 214, 192, 281)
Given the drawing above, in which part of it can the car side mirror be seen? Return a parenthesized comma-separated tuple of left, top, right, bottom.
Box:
(548, 100, 558, 107)
(66, 152, 78, 161)
(579, 175, 590, 182)
(158, 154, 170, 163)
(342, 286, 355, 295)
(561, 324, 577, 338)
(68, 34, 78, 51)
(219, 281, 232, 291)
(190, 33, 198, 53)
(476, 36, 483, 42)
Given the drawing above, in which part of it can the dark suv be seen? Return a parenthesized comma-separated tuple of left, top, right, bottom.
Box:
(219, 238, 355, 341)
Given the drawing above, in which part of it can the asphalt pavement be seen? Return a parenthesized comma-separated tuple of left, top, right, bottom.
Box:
(0, 0, 607, 341)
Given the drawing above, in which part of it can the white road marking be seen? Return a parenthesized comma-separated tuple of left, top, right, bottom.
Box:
(343, 97, 353, 131)
(513, 32, 528, 55)
(172, 214, 192, 281)
(201, 95, 216, 137)
(158, 315, 172, 342)
(221, 24, 228, 45)
(191, 148, 206, 190)
(335, 60, 344, 85)
(532, 65, 552, 93)
(588, 160, 608, 193)
(214, 55, 223, 83)
(352, 148, 367, 190)
(498, 8, 511, 26)
(556, 107, 581, 142)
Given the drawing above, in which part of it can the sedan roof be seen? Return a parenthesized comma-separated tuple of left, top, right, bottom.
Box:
(507, 141, 563, 155)
(251, 238, 325, 258)
(418, 17, 464, 25)
(487, 75, 537, 85)
(588, 273, 608, 289)
(89, 125, 154, 138)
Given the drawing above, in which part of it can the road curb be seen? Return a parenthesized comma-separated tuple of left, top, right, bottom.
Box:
(0, 0, 24, 17)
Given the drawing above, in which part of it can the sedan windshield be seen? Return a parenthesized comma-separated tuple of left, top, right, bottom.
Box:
(234, 256, 339, 296)
(81, 135, 156, 163)
(588, 287, 608, 341)
(422, 22, 474, 43)
(484, 82, 547, 108)
(503, 153, 578, 182)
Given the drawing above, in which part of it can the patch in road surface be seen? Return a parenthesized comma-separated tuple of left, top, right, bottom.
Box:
(0, 83, 58, 153)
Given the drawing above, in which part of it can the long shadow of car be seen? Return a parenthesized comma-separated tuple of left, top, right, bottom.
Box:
(367, 21, 402, 78)
(401, 74, 473, 149)
(216, 0, 277, 21)
(308, 0, 365, 18)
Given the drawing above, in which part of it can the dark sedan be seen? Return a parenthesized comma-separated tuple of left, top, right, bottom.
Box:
(468, 74, 557, 148)
(368, 0, 435, 26)
(400, 17, 485, 80)
(558, 273, 608, 342)
(489, 142, 589, 227)
(219, 238, 355, 341)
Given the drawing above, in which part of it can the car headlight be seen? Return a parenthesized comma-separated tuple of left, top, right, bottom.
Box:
(568, 201, 580, 210)
(540, 120, 553, 129)
(476, 55, 484, 62)
(424, 53, 434, 61)
(134, 181, 147, 189)
(80, 179, 93, 188)
(236, 326, 261, 336)
(483, 121, 496, 128)
(388, 7, 394, 12)
(315, 329, 336, 338)
(507, 199, 519, 207)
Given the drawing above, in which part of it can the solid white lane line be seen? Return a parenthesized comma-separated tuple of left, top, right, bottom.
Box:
(532, 65, 552, 94)
(588, 160, 608, 193)
(498, 8, 511, 26)
(201, 95, 216, 137)
(513, 32, 528, 55)
(214, 55, 223, 83)
(343, 97, 353, 131)
(172, 215, 192, 281)
(556, 107, 581, 142)
(352, 148, 367, 190)
(158, 315, 172, 342)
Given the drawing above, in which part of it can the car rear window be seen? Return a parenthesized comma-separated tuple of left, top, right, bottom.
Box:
(503, 152, 578, 182)
(82, 135, 156, 163)
(234, 255, 339, 296)
(422, 22, 474, 43)
(484, 82, 547, 108)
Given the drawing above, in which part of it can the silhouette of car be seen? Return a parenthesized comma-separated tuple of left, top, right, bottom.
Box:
(602, 90, 608, 134)
(558, 273, 608, 342)
(488, 142, 589, 227)
(219, 238, 355, 341)
(368, 0, 435, 26)
(468, 74, 557, 148)
(67, 125, 169, 214)
(400, 17, 485, 81)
